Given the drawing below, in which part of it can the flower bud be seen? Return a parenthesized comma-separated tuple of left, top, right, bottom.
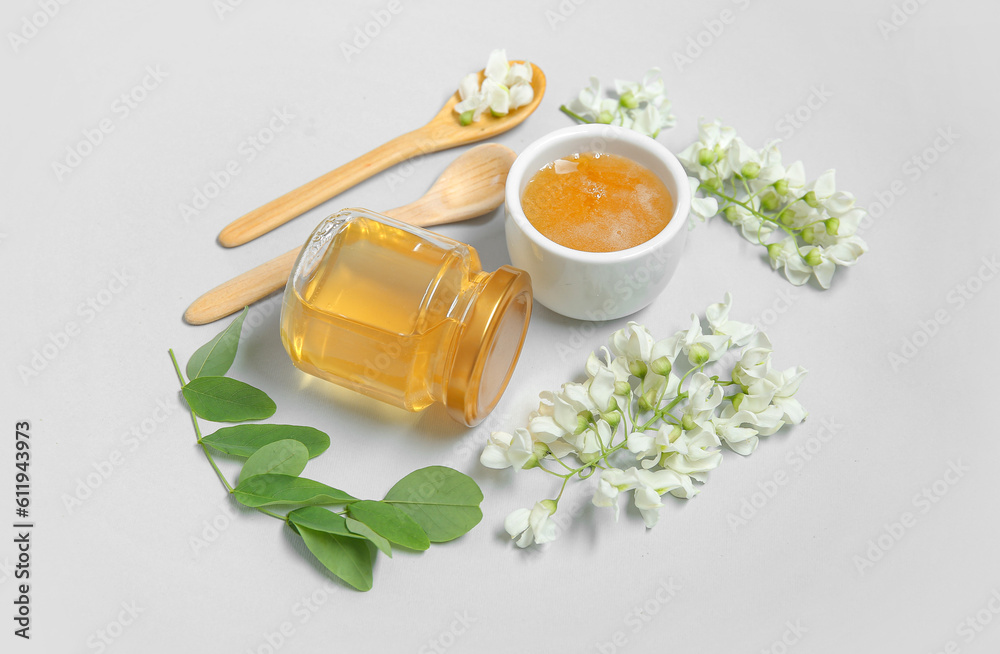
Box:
(650, 356, 672, 377)
(629, 359, 648, 379)
(521, 453, 540, 470)
(723, 205, 741, 224)
(459, 110, 475, 126)
(825, 217, 840, 236)
(766, 242, 784, 261)
(540, 499, 558, 514)
(681, 413, 696, 431)
(637, 390, 655, 413)
(740, 162, 761, 179)
(574, 412, 592, 435)
(804, 190, 819, 208)
(667, 425, 682, 443)
(619, 91, 638, 109)
(760, 190, 780, 212)
(602, 410, 622, 429)
(698, 148, 717, 166)
(605, 396, 619, 412)
(801, 225, 816, 245)
(774, 179, 789, 196)
(532, 441, 550, 459)
(597, 110, 614, 124)
(614, 380, 632, 396)
(687, 343, 710, 366)
(731, 392, 745, 411)
(779, 210, 796, 227)
(703, 177, 723, 193)
(804, 247, 822, 267)
(579, 451, 600, 465)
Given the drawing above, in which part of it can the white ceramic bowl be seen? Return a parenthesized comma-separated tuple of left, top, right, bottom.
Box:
(505, 124, 690, 321)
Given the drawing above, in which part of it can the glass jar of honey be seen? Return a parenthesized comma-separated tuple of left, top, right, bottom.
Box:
(279, 208, 532, 426)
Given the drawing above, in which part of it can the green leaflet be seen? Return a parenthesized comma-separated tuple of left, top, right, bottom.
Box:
(295, 525, 373, 592)
(233, 474, 357, 508)
(239, 439, 308, 482)
(182, 376, 276, 422)
(382, 466, 484, 543)
(288, 508, 393, 558)
(344, 518, 392, 558)
(199, 424, 330, 459)
(347, 500, 429, 551)
(186, 308, 248, 380)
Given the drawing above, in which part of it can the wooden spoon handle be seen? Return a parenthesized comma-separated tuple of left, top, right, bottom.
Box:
(217, 129, 435, 248)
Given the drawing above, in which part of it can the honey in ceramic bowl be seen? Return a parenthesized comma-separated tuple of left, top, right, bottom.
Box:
(520, 151, 674, 253)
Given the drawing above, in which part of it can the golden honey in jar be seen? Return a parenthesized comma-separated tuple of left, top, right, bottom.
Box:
(279, 208, 532, 426)
(520, 151, 674, 253)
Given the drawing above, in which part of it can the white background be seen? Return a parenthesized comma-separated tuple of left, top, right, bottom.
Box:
(3, 0, 999, 652)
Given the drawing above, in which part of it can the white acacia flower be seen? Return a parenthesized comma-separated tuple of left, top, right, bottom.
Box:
(711, 408, 761, 455)
(454, 49, 534, 123)
(684, 372, 724, 424)
(657, 315, 732, 366)
(660, 426, 722, 483)
(706, 292, 756, 348)
(592, 467, 639, 519)
(724, 203, 775, 243)
(766, 366, 809, 425)
(634, 468, 692, 526)
(678, 119, 737, 182)
(609, 322, 656, 364)
(480, 428, 534, 470)
(768, 236, 813, 286)
(585, 347, 631, 385)
(505, 501, 557, 548)
(805, 235, 869, 288)
(688, 177, 720, 225)
(732, 332, 773, 390)
(739, 379, 786, 436)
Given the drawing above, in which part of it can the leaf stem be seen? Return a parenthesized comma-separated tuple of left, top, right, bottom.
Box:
(169, 348, 233, 493)
(559, 105, 593, 124)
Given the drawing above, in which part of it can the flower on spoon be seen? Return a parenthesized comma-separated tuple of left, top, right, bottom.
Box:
(454, 49, 534, 125)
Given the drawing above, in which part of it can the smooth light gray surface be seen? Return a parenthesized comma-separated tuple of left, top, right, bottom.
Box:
(3, 1, 998, 652)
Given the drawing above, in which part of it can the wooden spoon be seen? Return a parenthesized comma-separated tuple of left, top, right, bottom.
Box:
(184, 143, 517, 325)
(217, 62, 545, 248)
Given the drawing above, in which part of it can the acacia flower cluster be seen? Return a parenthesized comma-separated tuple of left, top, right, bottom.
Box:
(454, 49, 534, 125)
(559, 68, 676, 138)
(680, 119, 869, 288)
(482, 294, 807, 548)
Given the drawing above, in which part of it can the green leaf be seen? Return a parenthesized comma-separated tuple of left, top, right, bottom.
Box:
(186, 307, 248, 380)
(239, 439, 308, 482)
(287, 507, 356, 538)
(344, 517, 392, 558)
(382, 466, 484, 543)
(288, 508, 392, 558)
(182, 376, 276, 422)
(295, 525, 373, 592)
(347, 501, 429, 551)
(233, 474, 357, 508)
(200, 424, 330, 459)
